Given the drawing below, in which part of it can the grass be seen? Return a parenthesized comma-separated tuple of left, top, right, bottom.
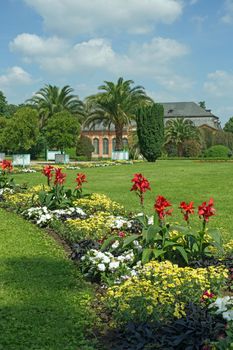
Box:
(0, 209, 97, 350)
(14, 160, 233, 241)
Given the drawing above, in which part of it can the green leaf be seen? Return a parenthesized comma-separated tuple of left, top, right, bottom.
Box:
(101, 236, 118, 251)
(164, 241, 176, 248)
(152, 249, 165, 259)
(175, 246, 189, 263)
(123, 234, 140, 248)
(142, 248, 153, 264)
(145, 225, 161, 243)
(207, 228, 222, 246)
(136, 214, 148, 228)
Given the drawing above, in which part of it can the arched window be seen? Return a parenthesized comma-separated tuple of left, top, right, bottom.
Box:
(123, 137, 128, 149)
(93, 138, 99, 154)
(112, 138, 116, 152)
(103, 138, 109, 155)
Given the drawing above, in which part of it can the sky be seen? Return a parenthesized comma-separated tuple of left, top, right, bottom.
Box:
(1, 0, 233, 126)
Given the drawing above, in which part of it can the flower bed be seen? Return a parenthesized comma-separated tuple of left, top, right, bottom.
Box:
(1, 160, 233, 349)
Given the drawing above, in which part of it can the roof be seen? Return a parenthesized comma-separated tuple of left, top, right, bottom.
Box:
(162, 102, 218, 119)
(82, 102, 220, 131)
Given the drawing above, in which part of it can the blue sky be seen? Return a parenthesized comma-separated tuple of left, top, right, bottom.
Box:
(1, 0, 233, 125)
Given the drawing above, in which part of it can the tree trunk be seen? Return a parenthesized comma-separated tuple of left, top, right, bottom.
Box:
(177, 143, 183, 157)
(115, 124, 124, 151)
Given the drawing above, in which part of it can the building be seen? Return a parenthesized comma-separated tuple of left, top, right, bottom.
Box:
(82, 102, 221, 158)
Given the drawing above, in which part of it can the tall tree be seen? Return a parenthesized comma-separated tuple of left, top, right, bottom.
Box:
(85, 77, 152, 151)
(165, 118, 200, 157)
(3, 107, 39, 152)
(28, 85, 84, 128)
(0, 91, 8, 115)
(136, 103, 164, 162)
(224, 117, 233, 134)
(45, 111, 80, 153)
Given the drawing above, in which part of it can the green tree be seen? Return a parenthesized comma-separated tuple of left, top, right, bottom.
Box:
(199, 101, 206, 109)
(45, 111, 80, 153)
(165, 118, 200, 157)
(136, 103, 164, 162)
(224, 117, 233, 133)
(85, 77, 152, 151)
(28, 85, 84, 128)
(3, 107, 39, 152)
(0, 91, 8, 115)
(76, 135, 94, 160)
(0, 116, 8, 150)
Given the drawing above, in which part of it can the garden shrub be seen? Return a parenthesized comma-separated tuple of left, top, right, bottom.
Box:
(105, 260, 228, 324)
(183, 139, 202, 157)
(74, 193, 124, 215)
(76, 135, 94, 161)
(65, 212, 115, 241)
(204, 145, 230, 158)
(105, 304, 226, 350)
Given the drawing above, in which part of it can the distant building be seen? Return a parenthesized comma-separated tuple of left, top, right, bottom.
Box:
(82, 101, 221, 158)
(162, 102, 221, 130)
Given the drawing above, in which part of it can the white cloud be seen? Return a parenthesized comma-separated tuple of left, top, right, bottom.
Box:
(0, 66, 33, 88)
(10, 33, 68, 58)
(24, 0, 183, 36)
(10, 33, 190, 88)
(10, 32, 192, 93)
(221, 0, 233, 24)
(204, 70, 233, 97)
(11, 35, 116, 73)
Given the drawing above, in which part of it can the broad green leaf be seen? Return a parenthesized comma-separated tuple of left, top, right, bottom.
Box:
(207, 228, 222, 246)
(142, 248, 153, 264)
(146, 225, 161, 243)
(123, 234, 140, 248)
(175, 246, 188, 263)
(152, 249, 165, 259)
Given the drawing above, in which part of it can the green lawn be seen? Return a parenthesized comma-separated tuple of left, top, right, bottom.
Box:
(0, 209, 97, 350)
(14, 160, 233, 241)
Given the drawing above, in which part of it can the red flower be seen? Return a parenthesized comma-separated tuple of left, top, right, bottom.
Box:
(179, 201, 195, 222)
(54, 168, 66, 185)
(75, 173, 87, 190)
(42, 165, 54, 180)
(130, 173, 151, 206)
(201, 290, 215, 302)
(154, 195, 173, 220)
(1, 159, 13, 172)
(118, 231, 126, 238)
(198, 198, 215, 222)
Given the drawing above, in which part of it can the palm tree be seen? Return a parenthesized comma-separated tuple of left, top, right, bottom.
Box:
(28, 85, 84, 128)
(84, 77, 152, 151)
(165, 118, 200, 157)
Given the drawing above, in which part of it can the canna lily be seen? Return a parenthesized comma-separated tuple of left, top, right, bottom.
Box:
(75, 173, 87, 190)
(1, 159, 13, 172)
(130, 173, 151, 206)
(179, 201, 195, 222)
(198, 198, 215, 222)
(54, 168, 66, 185)
(154, 195, 173, 220)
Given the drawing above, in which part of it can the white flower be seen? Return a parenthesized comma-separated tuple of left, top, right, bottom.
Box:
(102, 255, 111, 264)
(97, 263, 106, 272)
(222, 310, 233, 321)
(81, 256, 86, 261)
(148, 216, 154, 225)
(109, 261, 120, 270)
(111, 240, 120, 249)
(95, 251, 105, 259)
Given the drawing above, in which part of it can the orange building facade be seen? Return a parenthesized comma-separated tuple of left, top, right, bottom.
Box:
(82, 129, 129, 158)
